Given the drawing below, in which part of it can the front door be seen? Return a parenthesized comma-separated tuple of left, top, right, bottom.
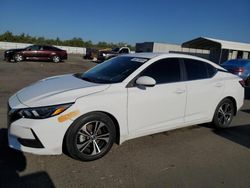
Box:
(127, 58, 186, 138)
(23, 45, 40, 59)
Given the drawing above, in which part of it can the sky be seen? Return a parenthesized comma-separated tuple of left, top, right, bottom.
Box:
(0, 0, 250, 45)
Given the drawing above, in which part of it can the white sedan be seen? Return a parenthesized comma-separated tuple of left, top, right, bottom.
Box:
(8, 53, 244, 161)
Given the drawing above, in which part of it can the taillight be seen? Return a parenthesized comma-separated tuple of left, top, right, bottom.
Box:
(233, 67, 245, 73)
(239, 80, 245, 87)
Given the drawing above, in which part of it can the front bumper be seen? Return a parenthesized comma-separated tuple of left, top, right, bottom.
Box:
(61, 53, 68, 60)
(4, 51, 14, 61)
(8, 101, 73, 155)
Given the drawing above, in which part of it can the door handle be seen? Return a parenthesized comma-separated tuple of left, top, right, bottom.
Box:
(215, 83, 223, 87)
(175, 89, 186, 94)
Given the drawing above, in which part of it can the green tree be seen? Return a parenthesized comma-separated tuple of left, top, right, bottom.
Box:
(0, 31, 14, 41)
(0, 31, 135, 49)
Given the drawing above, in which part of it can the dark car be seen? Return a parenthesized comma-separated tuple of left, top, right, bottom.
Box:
(97, 47, 130, 62)
(4, 45, 67, 63)
(221, 59, 250, 86)
(83, 48, 99, 60)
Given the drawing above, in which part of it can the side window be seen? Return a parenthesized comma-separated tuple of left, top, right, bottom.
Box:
(206, 63, 217, 77)
(29, 45, 40, 51)
(43, 46, 53, 51)
(141, 58, 181, 84)
(184, 59, 212, 80)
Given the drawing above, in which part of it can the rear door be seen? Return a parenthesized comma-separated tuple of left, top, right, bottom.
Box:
(182, 58, 224, 123)
(40, 46, 54, 59)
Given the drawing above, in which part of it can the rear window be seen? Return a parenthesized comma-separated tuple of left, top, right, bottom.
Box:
(184, 58, 217, 80)
(44, 46, 61, 51)
(207, 63, 217, 77)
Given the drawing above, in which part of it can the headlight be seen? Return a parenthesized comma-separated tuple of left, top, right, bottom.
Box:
(18, 103, 73, 119)
(102, 53, 106, 57)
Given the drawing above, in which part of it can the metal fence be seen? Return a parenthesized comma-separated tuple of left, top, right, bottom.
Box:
(0, 41, 86, 54)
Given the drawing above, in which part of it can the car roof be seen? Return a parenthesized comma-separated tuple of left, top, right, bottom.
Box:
(123, 52, 222, 69)
(32, 44, 54, 47)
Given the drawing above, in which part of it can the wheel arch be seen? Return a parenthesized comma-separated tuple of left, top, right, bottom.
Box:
(220, 96, 237, 116)
(96, 111, 120, 145)
(62, 110, 121, 154)
(13, 52, 24, 62)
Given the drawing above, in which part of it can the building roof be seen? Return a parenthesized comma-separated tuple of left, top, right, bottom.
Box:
(182, 37, 250, 52)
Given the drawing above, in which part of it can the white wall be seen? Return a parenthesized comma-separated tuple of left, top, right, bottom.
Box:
(0, 41, 86, 54)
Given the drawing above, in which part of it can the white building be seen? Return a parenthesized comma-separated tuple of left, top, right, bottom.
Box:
(136, 37, 250, 64)
(182, 37, 250, 64)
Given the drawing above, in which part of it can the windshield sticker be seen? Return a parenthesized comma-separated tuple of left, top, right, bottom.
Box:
(131, 58, 148, 63)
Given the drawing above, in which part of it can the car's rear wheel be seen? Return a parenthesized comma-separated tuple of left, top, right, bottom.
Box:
(213, 98, 235, 128)
(52, 55, 60, 63)
(14, 53, 23, 62)
(65, 112, 116, 161)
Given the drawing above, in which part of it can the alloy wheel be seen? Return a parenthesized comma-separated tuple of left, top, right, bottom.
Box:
(76, 121, 110, 156)
(217, 102, 233, 126)
(53, 56, 60, 63)
(15, 54, 23, 62)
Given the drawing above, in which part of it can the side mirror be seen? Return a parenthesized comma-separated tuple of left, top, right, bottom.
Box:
(136, 76, 156, 87)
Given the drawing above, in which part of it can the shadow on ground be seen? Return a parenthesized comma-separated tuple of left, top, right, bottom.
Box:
(0, 129, 55, 188)
(213, 124, 250, 149)
(241, 109, 250, 114)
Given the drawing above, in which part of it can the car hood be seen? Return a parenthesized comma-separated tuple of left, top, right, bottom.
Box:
(16, 74, 110, 107)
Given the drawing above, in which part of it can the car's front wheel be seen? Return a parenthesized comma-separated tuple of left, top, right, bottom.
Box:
(213, 98, 235, 128)
(65, 112, 116, 161)
(14, 53, 23, 62)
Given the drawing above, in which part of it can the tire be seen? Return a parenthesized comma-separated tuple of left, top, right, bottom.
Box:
(213, 98, 235, 128)
(52, 55, 60, 63)
(65, 112, 116, 161)
(14, 53, 23, 62)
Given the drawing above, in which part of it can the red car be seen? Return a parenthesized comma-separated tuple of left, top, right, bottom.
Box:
(4, 45, 67, 63)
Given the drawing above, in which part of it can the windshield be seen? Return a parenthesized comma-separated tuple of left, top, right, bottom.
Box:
(112, 48, 120, 52)
(76, 56, 149, 84)
(25, 45, 40, 51)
